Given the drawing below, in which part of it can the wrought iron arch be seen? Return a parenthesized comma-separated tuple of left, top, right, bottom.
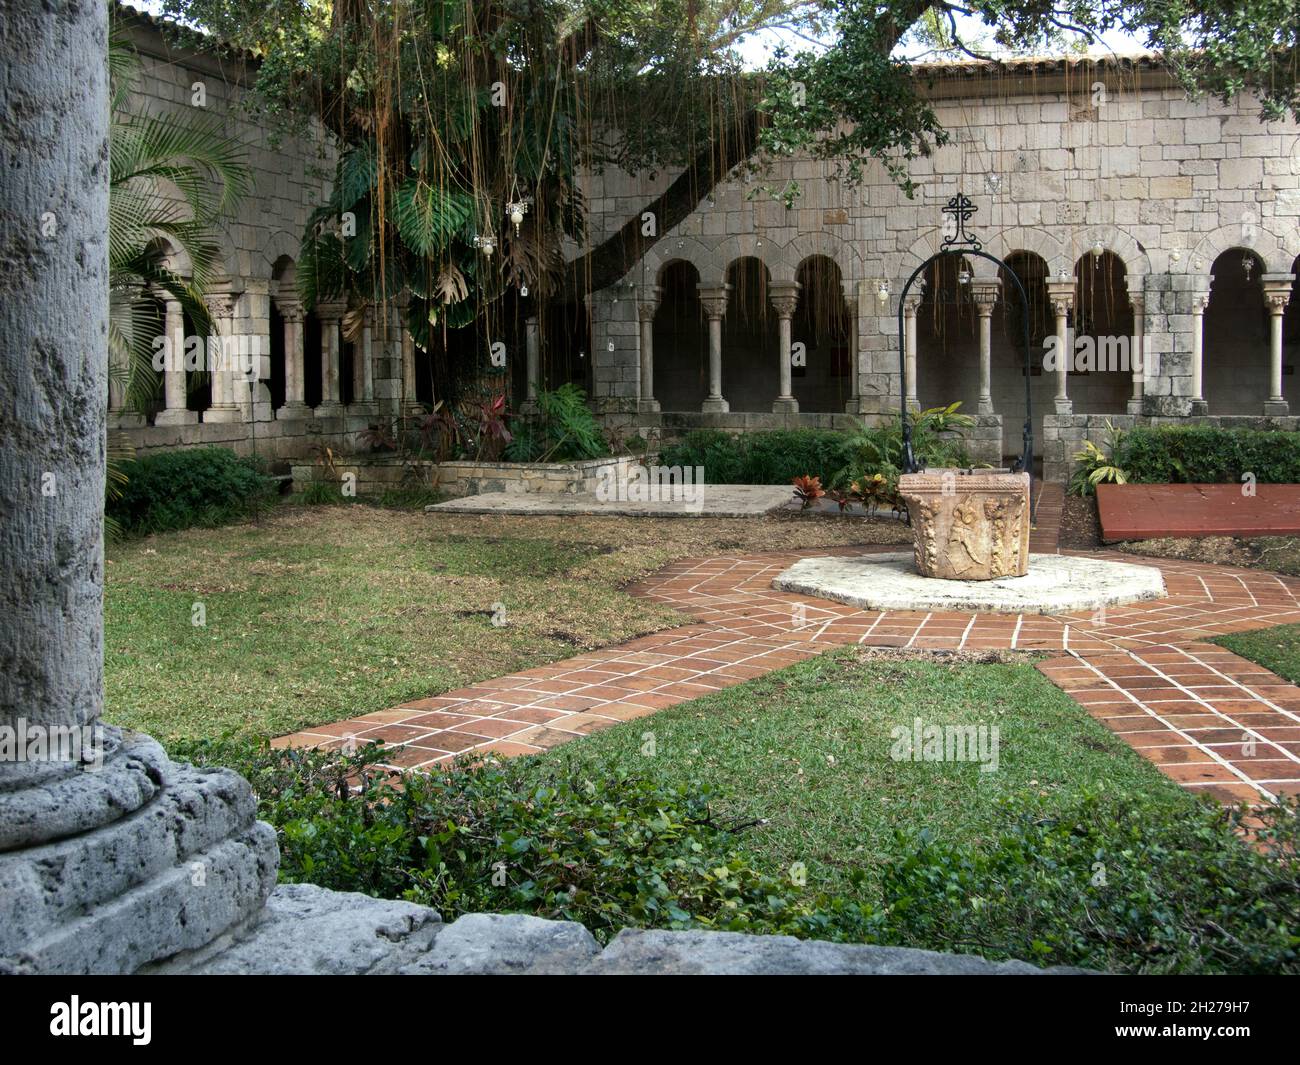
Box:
(895, 195, 1036, 513)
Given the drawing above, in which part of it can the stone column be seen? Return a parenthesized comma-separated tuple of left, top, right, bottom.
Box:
(903, 295, 919, 408)
(277, 298, 310, 419)
(0, 0, 276, 975)
(1127, 294, 1146, 414)
(972, 282, 999, 416)
(1263, 275, 1294, 415)
(699, 285, 730, 413)
(202, 290, 242, 422)
(519, 315, 540, 413)
(315, 301, 344, 417)
(637, 289, 661, 414)
(769, 280, 800, 413)
(155, 294, 197, 425)
(349, 306, 378, 416)
(1190, 289, 1209, 412)
(398, 296, 421, 414)
(1046, 278, 1075, 415)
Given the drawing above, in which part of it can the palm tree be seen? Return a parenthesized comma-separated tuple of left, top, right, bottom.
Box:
(108, 21, 251, 414)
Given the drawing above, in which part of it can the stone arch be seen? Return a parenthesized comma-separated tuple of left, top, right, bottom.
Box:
(261, 229, 301, 279)
(983, 227, 1069, 279)
(774, 231, 859, 285)
(636, 235, 713, 292)
(144, 236, 193, 279)
(1075, 227, 1151, 279)
(1191, 223, 1289, 274)
(706, 234, 778, 288)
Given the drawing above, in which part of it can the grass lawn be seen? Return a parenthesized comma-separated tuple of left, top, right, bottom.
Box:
(105, 503, 906, 743)
(1213, 623, 1300, 685)
(524, 646, 1199, 898)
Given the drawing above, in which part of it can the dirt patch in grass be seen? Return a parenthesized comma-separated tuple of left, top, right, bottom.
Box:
(1118, 534, 1300, 577)
(105, 503, 909, 743)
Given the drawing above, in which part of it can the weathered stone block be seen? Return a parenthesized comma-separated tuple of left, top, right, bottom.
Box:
(898, 469, 1031, 580)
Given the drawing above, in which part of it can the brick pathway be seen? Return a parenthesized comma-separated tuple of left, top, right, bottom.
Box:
(276, 488, 1300, 804)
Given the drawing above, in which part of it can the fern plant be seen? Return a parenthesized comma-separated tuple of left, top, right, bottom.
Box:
(505, 384, 609, 463)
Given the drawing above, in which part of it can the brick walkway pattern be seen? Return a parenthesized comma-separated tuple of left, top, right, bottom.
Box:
(277, 484, 1300, 804)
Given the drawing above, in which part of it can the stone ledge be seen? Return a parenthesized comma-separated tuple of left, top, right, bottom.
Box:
(171, 883, 1090, 975)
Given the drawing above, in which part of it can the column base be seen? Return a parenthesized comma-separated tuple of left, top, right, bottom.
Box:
(276, 402, 312, 421)
(0, 727, 278, 974)
(348, 402, 380, 418)
(1190, 398, 1209, 416)
(977, 398, 995, 416)
(154, 408, 198, 427)
(1264, 399, 1290, 416)
(519, 398, 539, 415)
(1053, 399, 1074, 415)
(1126, 397, 1144, 415)
(108, 411, 147, 429)
(637, 398, 661, 414)
(772, 396, 799, 414)
(203, 406, 243, 424)
(314, 402, 344, 419)
(701, 396, 729, 413)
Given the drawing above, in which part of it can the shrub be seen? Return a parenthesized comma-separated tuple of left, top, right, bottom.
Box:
(832, 404, 975, 503)
(505, 384, 609, 463)
(107, 447, 276, 535)
(1116, 426, 1300, 485)
(171, 737, 863, 942)
(883, 790, 1300, 974)
(170, 737, 1299, 971)
(1068, 421, 1128, 496)
(660, 428, 857, 485)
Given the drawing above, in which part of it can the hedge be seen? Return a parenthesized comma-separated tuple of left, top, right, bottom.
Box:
(108, 447, 277, 536)
(659, 429, 857, 485)
(1116, 426, 1300, 485)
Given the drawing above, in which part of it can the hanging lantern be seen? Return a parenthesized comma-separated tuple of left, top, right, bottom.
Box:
(1092, 240, 1104, 259)
(520, 284, 528, 297)
(958, 266, 971, 286)
(1242, 254, 1254, 282)
(474, 234, 496, 257)
(506, 198, 529, 234)
(876, 281, 889, 304)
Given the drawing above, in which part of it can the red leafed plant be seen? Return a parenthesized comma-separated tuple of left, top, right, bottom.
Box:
(474, 393, 512, 460)
(827, 487, 853, 512)
(791, 474, 825, 509)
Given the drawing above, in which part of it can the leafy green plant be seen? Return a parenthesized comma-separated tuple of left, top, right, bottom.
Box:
(1116, 425, 1300, 485)
(660, 429, 857, 485)
(505, 384, 608, 463)
(883, 789, 1300, 974)
(1069, 422, 1129, 496)
(832, 403, 974, 503)
(169, 737, 865, 943)
(107, 447, 277, 535)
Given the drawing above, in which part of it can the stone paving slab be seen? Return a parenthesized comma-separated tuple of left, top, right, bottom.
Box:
(773, 551, 1165, 614)
(426, 484, 792, 517)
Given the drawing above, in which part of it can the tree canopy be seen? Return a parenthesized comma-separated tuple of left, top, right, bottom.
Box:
(151, 0, 1300, 343)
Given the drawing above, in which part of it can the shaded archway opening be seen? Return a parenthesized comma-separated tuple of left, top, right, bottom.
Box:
(722, 256, 778, 412)
(792, 255, 849, 413)
(1204, 249, 1268, 414)
(268, 302, 286, 410)
(653, 259, 707, 412)
(1283, 253, 1300, 411)
(303, 310, 323, 408)
(994, 251, 1051, 460)
(916, 254, 978, 415)
(1069, 250, 1132, 416)
(182, 306, 211, 414)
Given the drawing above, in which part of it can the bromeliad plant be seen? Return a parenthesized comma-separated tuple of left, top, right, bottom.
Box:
(792, 474, 825, 509)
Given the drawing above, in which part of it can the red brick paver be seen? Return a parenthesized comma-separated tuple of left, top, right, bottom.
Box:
(275, 541, 1300, 804)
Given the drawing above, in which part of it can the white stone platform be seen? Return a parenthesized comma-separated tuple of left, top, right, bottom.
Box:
(773, 551, 1166, 614)
(427, 484, 791, 517)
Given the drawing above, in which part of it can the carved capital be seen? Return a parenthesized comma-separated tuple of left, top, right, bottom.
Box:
(971, 281, 1000, 313)
(698, 285, 730, 320)
(768, 281, 801, 319)
(278, 299, 304, 324)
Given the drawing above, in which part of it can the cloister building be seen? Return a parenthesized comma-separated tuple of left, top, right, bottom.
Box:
(118, 10, 1300, 482)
